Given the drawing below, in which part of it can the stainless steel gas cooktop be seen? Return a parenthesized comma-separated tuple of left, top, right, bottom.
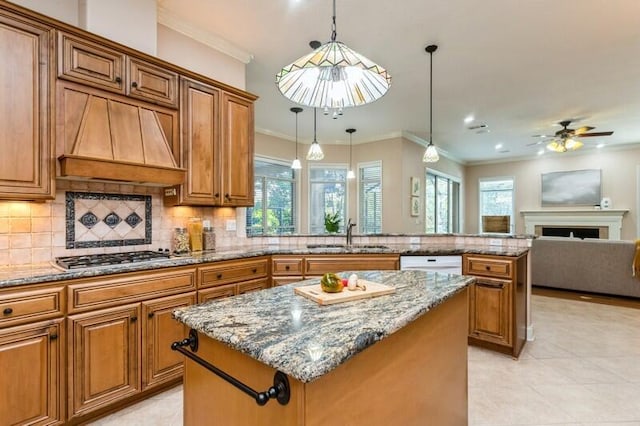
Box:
(55, 250, 170, 270)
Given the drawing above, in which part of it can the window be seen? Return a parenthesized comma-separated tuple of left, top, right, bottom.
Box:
(309, 165, 347, 234)
(479, 177, 514, 233)
(358, 161, 382, 234)
(246, 158, 297, 236)
(425, 171, 460, 233)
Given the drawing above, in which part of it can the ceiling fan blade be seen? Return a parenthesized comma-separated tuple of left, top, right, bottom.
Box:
(578, 131, 614, 137)
(573, 126, 595, 135)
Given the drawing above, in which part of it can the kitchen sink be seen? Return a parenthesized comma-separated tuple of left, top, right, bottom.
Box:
(306, 244, 346, 249)
(305, 244, 390, 250)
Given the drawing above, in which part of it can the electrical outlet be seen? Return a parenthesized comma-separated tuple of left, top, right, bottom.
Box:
(488, 238, 503, 246)
(225, 219, 236, 231)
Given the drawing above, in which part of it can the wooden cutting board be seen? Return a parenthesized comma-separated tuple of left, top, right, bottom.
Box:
(294, 280, 396, 305)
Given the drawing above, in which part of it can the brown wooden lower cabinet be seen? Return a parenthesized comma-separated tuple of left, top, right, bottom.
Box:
(272, 276, 305, 286)
(198, 279, 270, 303)
(0, 319, 64, 426)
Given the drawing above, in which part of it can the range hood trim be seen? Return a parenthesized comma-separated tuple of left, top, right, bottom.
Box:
(58, 154, 186, 186)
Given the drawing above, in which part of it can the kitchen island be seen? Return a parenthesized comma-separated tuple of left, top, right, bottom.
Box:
(173, 270, 474, 426)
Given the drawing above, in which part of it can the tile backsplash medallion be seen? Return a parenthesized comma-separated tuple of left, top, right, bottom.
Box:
(0, 180, 243, 266)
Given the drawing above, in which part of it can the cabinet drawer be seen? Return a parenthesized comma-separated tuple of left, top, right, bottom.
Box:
(58, 31, 126, 93)
(272, 276, 304, 286)
(271, 256, 303, 275)
(127, 57, 178, 108)
(0, 286, 65, 327)
(198, 284, 237, 303)
(199, 258, 269, 288)
(464, 256, 513, 279)
(238, 278, 270, 294)
(305, 255, 399, 276)
(67, 267, 196, 313)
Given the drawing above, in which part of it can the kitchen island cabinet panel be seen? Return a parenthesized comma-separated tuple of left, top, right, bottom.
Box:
(0, 319, 64, 426)
(304, 254, 399, 276)
(0, 10, 54, 200)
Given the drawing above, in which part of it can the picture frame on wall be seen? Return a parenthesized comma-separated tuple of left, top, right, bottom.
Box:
(410, 176, 421, 197)
(541, 169, 602, 206)
(410, 196, 420, 217)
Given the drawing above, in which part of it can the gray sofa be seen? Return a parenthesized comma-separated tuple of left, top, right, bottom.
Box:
(531, 237, 640, 299)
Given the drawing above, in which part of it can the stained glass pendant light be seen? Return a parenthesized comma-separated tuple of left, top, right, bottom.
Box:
(346, 128, 356, 179)
(275, 0, 391, 110)
(306, 108, 324, 160)
(423, 44, 440, 163)
(290, 107, 303, 169)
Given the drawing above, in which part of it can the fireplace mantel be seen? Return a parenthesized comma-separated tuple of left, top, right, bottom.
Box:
(520, 209, 628, 240)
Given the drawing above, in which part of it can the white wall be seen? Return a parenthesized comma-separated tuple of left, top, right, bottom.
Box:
(157, 24, 246, 89)
(10, 0, 79, 25)
(78, 0, 157, 55)
(465, 146, 640, 240)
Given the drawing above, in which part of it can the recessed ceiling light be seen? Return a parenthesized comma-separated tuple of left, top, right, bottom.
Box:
(495, 143, 503, 150)
(464, 115, 474, 124)
(596, 143, 606, 148)
(537, 149, 545, 156)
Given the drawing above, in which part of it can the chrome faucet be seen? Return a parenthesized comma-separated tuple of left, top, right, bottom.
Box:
(346, 218, 356, 246)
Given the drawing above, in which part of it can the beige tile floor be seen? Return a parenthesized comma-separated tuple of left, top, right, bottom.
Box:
(89, 295, 640, 426)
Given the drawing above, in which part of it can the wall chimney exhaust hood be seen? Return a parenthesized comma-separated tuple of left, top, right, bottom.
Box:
(57, 85, 186, 186)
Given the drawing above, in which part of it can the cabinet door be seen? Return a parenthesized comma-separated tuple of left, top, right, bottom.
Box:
(176, 78, 221, 205)
(219, 92, 254, 206)
(468, 278, 512, 346)
(68, 304, 140, 418)
(198, 284, 237, 303)
(141, 293, 195, 390)
(0, 12, 54, 200)
(57, 31, 125, 93)
(127, 57, 178, 108)
(0, 319, 64, 426)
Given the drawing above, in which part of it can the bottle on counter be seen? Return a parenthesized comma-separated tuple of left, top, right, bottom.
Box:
(203, 226, 216, 252)
(172, 227, 190, 255)
(187, 217, 203, 252)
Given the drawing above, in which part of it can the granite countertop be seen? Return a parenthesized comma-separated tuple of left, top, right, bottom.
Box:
(172, 270, 474, 383)
(0, 243, 528, 289)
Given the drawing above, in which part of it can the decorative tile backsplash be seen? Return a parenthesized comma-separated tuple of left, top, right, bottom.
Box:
(65, 192, 152, 248)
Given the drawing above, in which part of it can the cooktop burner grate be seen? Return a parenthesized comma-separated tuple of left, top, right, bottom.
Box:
(55, 250, 171, 269)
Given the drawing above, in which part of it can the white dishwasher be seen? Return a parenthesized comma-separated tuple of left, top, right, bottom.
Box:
(400, 255, 462, 275)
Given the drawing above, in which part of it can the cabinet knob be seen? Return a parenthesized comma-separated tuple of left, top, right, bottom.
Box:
(285, 265, 290, 271)
(2, 307, 12, 315)
(130, 316, 138, 322)
(224, 193, 230, 200)
(485, 265, 491, 271)
(131, 81, 138, 88)
(217, 273, 223, 279)
(214, 193, 219, 198)
(148, 312, 155, 318)
(252, 268, 257, 273)
(115, 76, 122, 83)
(50, 333, 58, 341)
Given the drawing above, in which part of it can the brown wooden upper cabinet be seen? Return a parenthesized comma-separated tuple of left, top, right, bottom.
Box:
(164, 78, 255, 207)
(57, 31, 178, 108)
(0, 10, 54, 200)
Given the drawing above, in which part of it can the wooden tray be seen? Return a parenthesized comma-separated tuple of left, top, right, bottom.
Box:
(294, 280, 395, 305)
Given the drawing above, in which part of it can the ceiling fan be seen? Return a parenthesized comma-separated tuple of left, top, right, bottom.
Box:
(529, 120, 614, 153)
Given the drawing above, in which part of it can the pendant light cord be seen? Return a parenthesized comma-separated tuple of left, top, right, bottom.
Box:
(429, 48, 433, 144)
(295, 112, 299, 158)
(331, 0, 337, 41)
(349, 132, 352, 169)
(313, 107, 317, 143)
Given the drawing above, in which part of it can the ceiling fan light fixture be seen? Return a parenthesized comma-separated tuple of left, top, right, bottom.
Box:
(275, 0, 391, 109)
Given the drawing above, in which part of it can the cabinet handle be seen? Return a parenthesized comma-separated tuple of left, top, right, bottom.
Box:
(214, 193, 220, 198)
(131, 81, 138, 88)
(225, 193, 230, 200)
(148, 312, 155, 318)
(2, 307, 12, 315)
(50, 334, 58, 341)
(217, 273, 223, 279)
(131, 316, 138, 322)
(115, 76, 122, 83)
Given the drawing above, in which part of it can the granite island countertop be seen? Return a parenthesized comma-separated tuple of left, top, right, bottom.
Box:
(172, 270, 474, 383)
(0, 243, 527, 289)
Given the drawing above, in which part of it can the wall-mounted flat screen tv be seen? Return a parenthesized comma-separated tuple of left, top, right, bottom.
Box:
(541, 169, 601, 206)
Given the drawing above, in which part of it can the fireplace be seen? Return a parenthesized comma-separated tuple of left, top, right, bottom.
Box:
(538, 226, 607, 239)
(520, 209, 628, 240)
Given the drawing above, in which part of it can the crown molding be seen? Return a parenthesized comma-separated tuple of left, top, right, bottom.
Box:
(157, 5, 253, 64)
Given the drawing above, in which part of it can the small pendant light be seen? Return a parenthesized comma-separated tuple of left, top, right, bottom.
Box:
(306, 107, 325, 161)
(346, 128, 356, 179)
(423, 44, 440, 163)
(290, 107, 303, 169)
